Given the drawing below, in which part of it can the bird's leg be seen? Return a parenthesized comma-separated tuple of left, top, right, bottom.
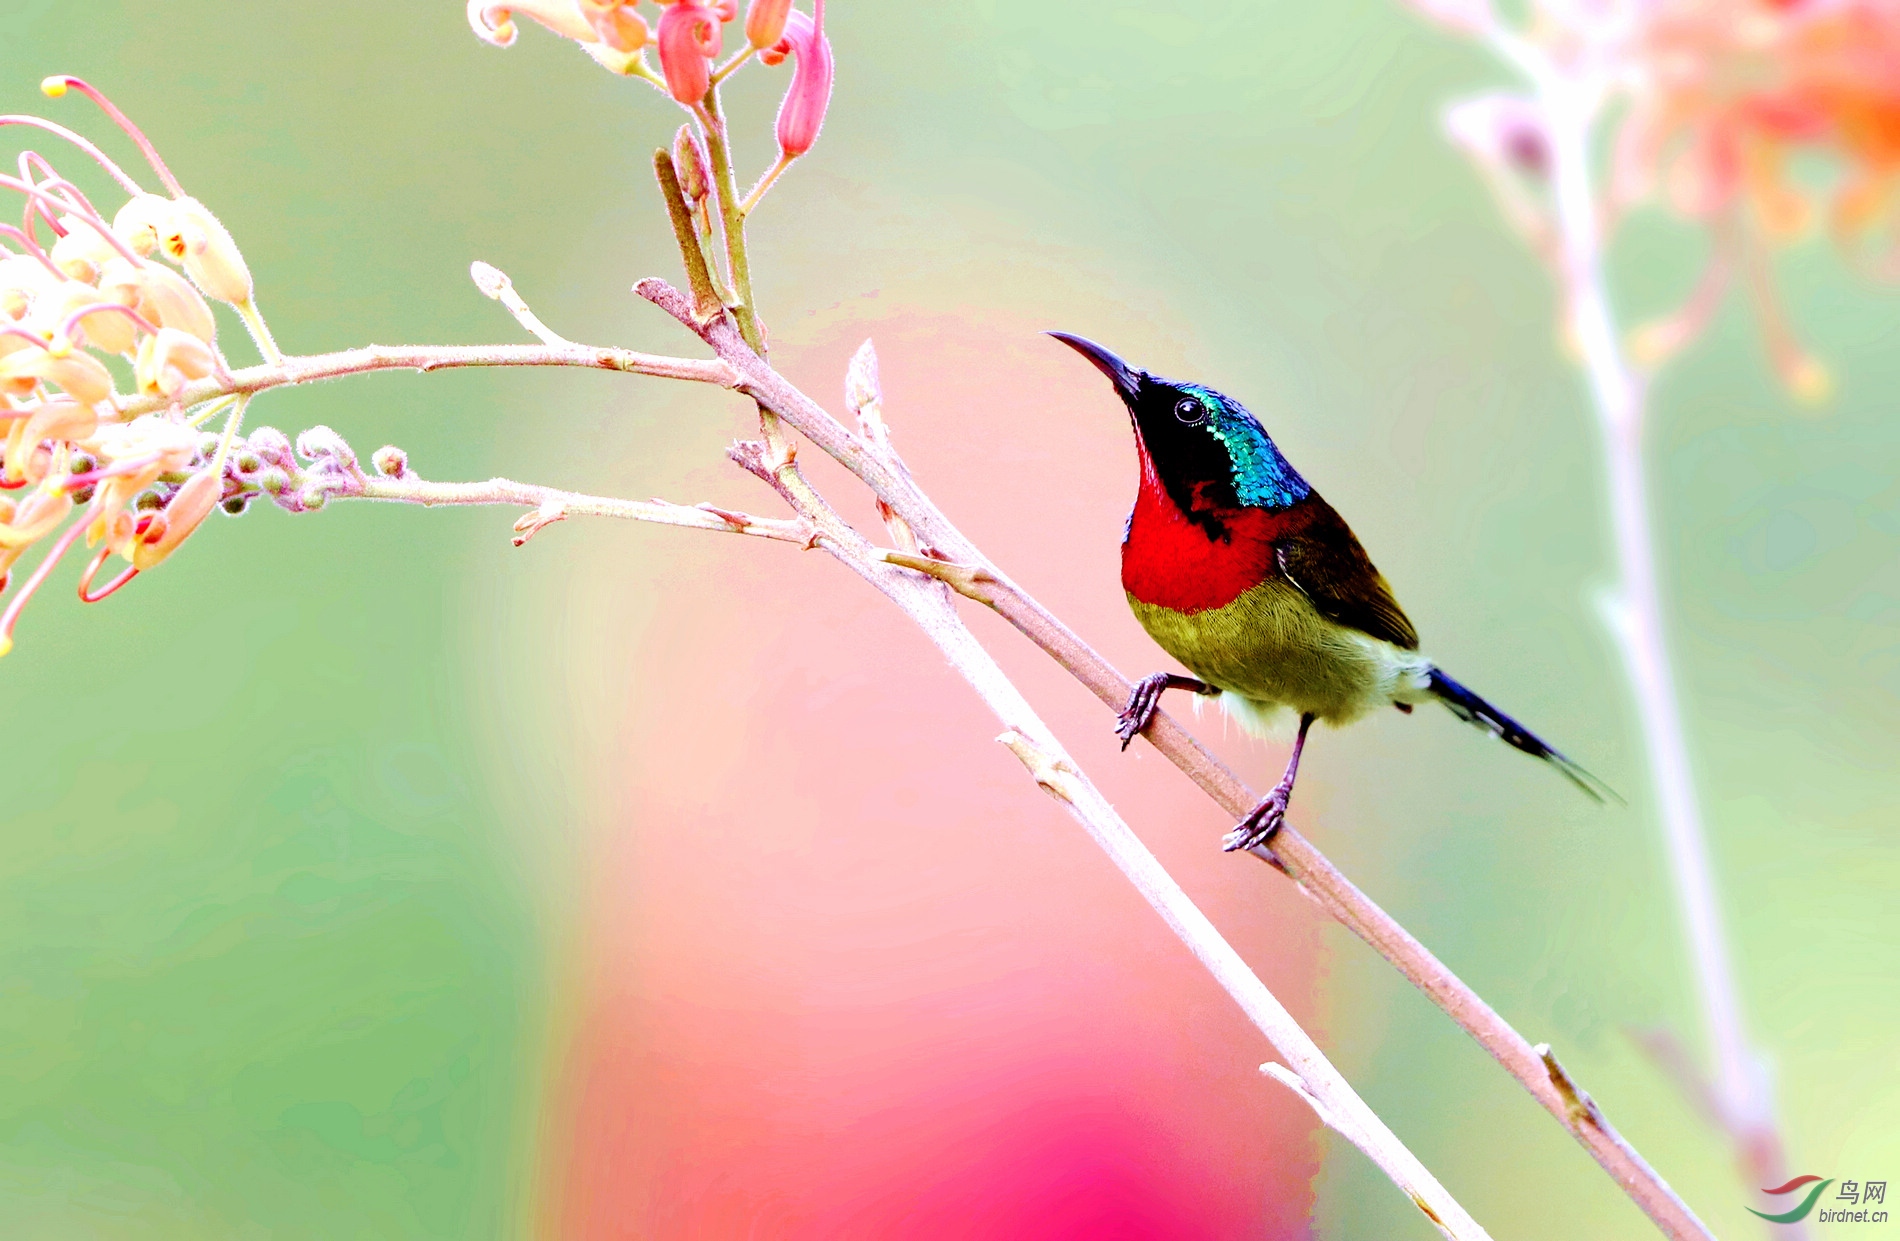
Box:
(1115, 672, 1218, 750)
(1222, 713, 1315, 853)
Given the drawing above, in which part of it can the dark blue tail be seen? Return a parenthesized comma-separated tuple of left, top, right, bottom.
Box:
(1426, 668, 1618, 803)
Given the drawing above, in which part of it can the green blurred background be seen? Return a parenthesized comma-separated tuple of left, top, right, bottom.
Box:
(2, 2, 1896, 1237)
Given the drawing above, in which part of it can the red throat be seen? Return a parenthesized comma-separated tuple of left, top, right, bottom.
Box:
(1120, 439, 1307, 615)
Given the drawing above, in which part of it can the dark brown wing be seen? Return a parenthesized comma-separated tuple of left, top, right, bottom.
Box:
(1275, 496, 1419, 651)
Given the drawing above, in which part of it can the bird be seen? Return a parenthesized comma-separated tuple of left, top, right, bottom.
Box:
(1050, 332, 1613, 853)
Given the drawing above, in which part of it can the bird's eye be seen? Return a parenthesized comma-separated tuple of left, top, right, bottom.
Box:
(1173, 397, 1205, 425)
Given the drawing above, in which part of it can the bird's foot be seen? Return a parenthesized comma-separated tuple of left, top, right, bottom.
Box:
(1114, 673, 1216, 750)
(1115, 674, 1173, 749)
(1222, 785, 1291, 853)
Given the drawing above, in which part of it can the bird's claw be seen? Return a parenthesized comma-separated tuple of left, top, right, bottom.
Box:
(1114, 673, 1173, 750)
(1222, 788, 1290, 853)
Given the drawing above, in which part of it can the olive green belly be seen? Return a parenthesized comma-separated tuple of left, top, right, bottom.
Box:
(1127, 580, 1413, 724)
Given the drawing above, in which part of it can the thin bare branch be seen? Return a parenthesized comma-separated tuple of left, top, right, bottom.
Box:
(469, 261, 575, 348)
(116, 342, 741, 420)
(340, 470, 813, 547)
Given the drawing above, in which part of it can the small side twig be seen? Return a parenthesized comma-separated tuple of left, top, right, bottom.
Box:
(469, 261, 574, 347)
(651, 150, 725, 323)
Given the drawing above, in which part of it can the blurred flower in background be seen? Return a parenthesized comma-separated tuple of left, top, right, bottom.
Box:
(1619, 0, 1900, 388)
(1433, 0, 1900, 393)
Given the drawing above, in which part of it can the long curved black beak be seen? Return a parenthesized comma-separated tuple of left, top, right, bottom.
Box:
(1048, 332, 1141, 403)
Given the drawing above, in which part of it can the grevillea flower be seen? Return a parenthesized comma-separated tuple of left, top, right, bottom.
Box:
(1430, 0, 1900, 398)
(657, 2, 723, 105)
(771, 1, 832, 159)
(1614, 0, 1900, 392)
(1616, 2, 1900, 244)
(0, 77, 272, 653)
(745, 0, 792, 49)
(469, 0, 605, 46)
(468, 1, 652, 63)
(580, 0, 650, 52)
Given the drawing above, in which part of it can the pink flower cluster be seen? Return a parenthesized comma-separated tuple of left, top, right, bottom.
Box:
(470, 0, 833, 163)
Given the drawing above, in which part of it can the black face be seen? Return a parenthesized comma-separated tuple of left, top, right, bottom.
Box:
(1048, 332, 1244, 524)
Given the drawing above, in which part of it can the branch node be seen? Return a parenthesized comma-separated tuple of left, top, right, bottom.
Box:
(1535, 1043, 1606, 1131)
(511, 500, 568, 546)
(764, 437, 797, 476)
(879, 548, 992, 600)
(693, 502, 753, 532)
(995, 729, 1080, 804)
(634, 277, 708, 338)
(1260, 1062, 1349, 1136)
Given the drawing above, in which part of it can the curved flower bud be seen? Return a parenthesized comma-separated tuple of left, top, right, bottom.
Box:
(294, 424, 359, 474)
(131, 467, 219, 571)
(46, 350, 118, 406)
(160, 197, 253, 306)
(0, 338, 39, 399)
(580, 0, 649, 52)
(49, 215, 121, 285)
(673, 124, 712, 202)
(135, 327, 218, 397)
(110, 259, 217, 344)
(112, 194, 172, 258)
(468, 0, 596, 46)
(371, 444, 410, 478)
(773, 3, 832, 159)
(42, 281, 140, 355)
(0, 255, 60, 321)
(22, 397, 98, 448)
(658, 3, 722, 104)
(245, 425, 296, 471)
(745, 0, 791, 49)
(0, 346, 117, 407)
(0, 488, 72, 550)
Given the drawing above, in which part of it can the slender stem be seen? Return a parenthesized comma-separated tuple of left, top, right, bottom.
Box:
(40, 76, 186, 198)
(1541, 86, 1798, 1230)
(235, 298, 283, 366)
(208, 393, 248, 478)
(740, 153, 794, 217)
(650, 151, 725, 321)
(696, 90, 764, 354)
(710, 45, 755, 85)
(113, 341, 740, 419)
(0, 115, 146, 195)
(184, 393, 240, 429)
(343, 472, 814, 546)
